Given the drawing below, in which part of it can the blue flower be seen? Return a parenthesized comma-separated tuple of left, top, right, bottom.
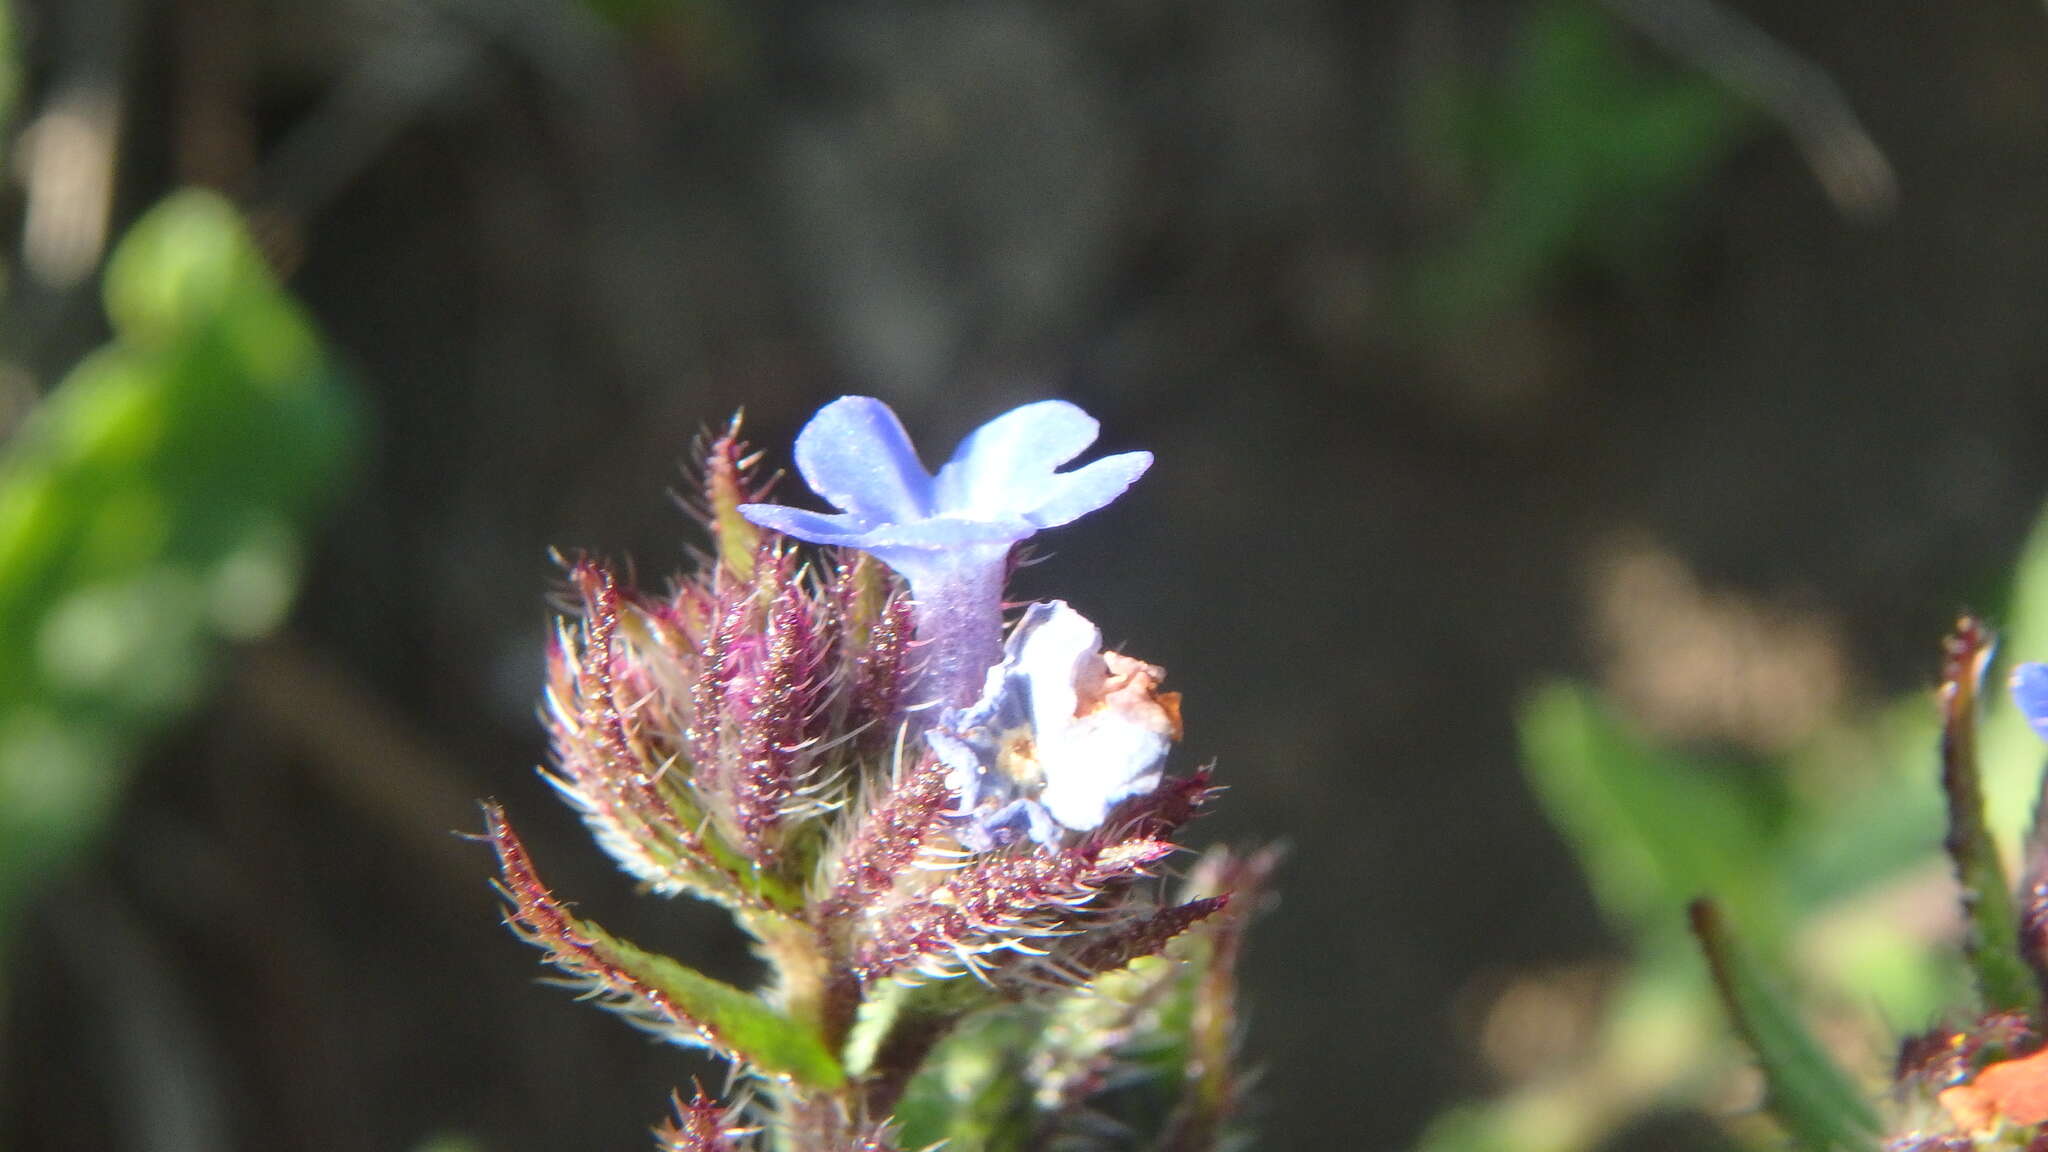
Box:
(739, 397, 1150, 707)
(2014, 663, 2048, 741)
(926, 600, 1177, 851)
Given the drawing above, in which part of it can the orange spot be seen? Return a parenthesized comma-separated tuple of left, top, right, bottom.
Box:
(1941, 1084, 1996, 1133)
(1155, 691, 1184, 741)
(1943, 1045, 2048, 1131)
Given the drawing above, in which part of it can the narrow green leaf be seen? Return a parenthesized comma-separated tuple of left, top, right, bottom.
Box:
(1519, 682, 1779, 941)
(1938, 617, 2035, 1011)
(600, 933, 846, 1091)
(486, 805, 845, 1092)
(1689, 899, 1878, 1152)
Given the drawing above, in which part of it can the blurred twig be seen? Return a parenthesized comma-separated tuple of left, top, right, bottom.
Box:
(244, 0, 628, 274)
(1600, 0, 1897, 219)
(233, 636, 485, 889)
(249, 3, 484, 237)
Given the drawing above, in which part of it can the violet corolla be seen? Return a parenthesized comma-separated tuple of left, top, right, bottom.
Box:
(929, 600, 1183, 850)
(738, 397, 1151, 709)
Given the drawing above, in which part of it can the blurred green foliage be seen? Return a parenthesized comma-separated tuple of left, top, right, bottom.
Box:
(1690, 898, 1880, 1152)
(0, 190, 356, 950)
(1417, 507, 2048, 1151)
(1412, 0, 1752, 328)
(893, 1007, 1040, 1151)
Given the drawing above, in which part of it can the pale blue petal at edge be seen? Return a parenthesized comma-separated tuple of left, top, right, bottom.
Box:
(2013, 662, 2048, 741)
(791, 396, 934, 522)
(1022, 451, 1153, 529)
(932, 400, 1101, 517)
(735, 503, 872, 546)
(853, 515, 1037, 550)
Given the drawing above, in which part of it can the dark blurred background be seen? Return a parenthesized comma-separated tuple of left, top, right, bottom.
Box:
(4, 0, 2048, 1149)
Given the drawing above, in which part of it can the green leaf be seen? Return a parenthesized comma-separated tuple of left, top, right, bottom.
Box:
(0, 189, 356, 942)
(486, 805, 844, 1092)
(1689, 899, 1878, 1152)
(1409, 0, 1749, 328)
(1776, 699, 1944, 910)
(1519, 682, 1781, 944)
(600, 932, 846, 1092)
(889, 1007, 1037, 1152)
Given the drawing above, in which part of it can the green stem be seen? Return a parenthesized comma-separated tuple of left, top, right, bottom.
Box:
(1941, 618, 2037, 1012)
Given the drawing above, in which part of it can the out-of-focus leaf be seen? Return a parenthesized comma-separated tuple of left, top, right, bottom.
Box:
(1776, 700, 1943, 910)
(1519, 682, 1781, 944)
(1690, 900, 1879, 1152)
(0, 189, 357, 943)
(1421, 661, 1970, 1152)
(890, 1008, 1037, 1152)
(1411, 0, 1749, 327)
(1424, 616, 1982, 1152)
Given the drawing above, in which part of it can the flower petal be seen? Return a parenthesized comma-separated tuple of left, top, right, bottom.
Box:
(735, 503, 872, 546)
(853, 515, 1037, 550)
(1008, 601, 1102, 736)
(928, 600, 1172, 848)
(1039, 723, 1170, 832)
(1021, 451, 1153, 529)
(932, 400, 1102, 517)
(792, 396, 934, 521)
(2014, 663, 2048, 742)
